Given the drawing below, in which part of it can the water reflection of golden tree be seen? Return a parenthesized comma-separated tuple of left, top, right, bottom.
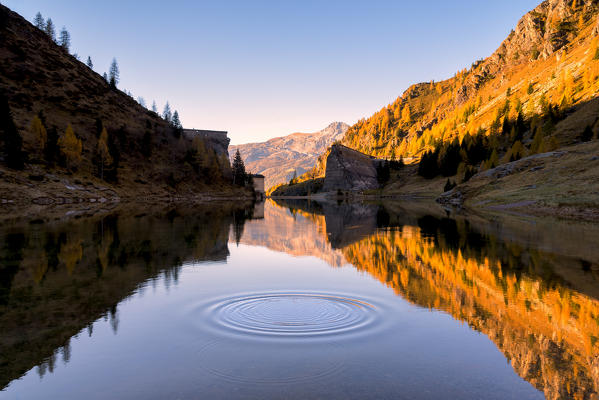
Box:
(342, 226, 599, 400)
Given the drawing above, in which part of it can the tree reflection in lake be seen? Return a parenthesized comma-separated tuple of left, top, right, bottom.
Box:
(269, 199, 599, 400)
(270, 202, 599, 399)
(0, 202, 256, 389)
(2, 199, 598, 399)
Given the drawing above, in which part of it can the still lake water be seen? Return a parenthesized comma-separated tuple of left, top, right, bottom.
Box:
(1, 200, 599, 399)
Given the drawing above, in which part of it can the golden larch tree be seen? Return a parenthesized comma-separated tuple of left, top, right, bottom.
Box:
(401, 105, 411, 124)
(96, 127, 113, 179)
(530, 125, 545, 154)
(58, 238, 83, 275)
(559, 70, 574, 110)
(30, 115, 47, 153)
(58, 124, 82, 169)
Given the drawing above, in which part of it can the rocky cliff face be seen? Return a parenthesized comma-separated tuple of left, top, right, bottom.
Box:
(183, 130, 230, 160)
(322, 144, 381, 192)
(338, 0, 599, 163)
(456, 0, 591, 104)
(230, 122, 349, 189)
(183, 129, 232, 179)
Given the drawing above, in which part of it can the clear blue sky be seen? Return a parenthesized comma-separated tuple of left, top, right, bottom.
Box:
(4, 0, 541, 144)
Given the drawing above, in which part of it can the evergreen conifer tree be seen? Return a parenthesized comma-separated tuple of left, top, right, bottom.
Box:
(34, 12, 44, 29)
(376, 162, 390, 184)
(444, 179, 456, 192)
(437, 139, 462, 177)
(418, 149, 440, 179)
(44, 18, 56, 42)
(86, 56, 93, 69)
(580, 125, 594, 142)
(59, 27, 70, 51)
(162, 102, 172, 123)
(232, 150, 246, 186)
(108, 58, 119, 88)
(44, 126, 59, 165)
(171, 111, 182, 129)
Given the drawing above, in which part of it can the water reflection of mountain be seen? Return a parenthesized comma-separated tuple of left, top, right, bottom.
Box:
(271, 199, 403, 249)
(0, 203, 254, 389)
(237, 201, 347, 267)
(272, 199, 599, 400)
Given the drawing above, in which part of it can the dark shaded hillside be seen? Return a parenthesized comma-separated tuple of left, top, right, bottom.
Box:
(0, 5, 239, 202)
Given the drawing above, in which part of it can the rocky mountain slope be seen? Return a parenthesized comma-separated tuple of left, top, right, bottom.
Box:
(436, 139, 599, 219)
(230, 122, 348, 189)
(274, 0, 599, 216)
(338, 0, 599, 161)
(288, 0, 599, 180)
(0, 5, 241, 204)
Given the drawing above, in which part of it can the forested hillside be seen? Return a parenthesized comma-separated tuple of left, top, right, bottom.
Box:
(299, 0, 599, 183)
(0, 5, 240, 204)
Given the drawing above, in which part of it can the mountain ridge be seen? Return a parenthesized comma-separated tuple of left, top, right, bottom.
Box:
(338, 0, 599, 160)
(230, 121, 349, 189)
(273, 0, 599, 216)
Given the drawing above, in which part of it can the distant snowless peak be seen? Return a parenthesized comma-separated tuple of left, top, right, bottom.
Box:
(230, 121, 351, 189)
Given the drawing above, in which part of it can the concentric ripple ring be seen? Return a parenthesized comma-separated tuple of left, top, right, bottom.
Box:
(207, 292, 378, 337)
